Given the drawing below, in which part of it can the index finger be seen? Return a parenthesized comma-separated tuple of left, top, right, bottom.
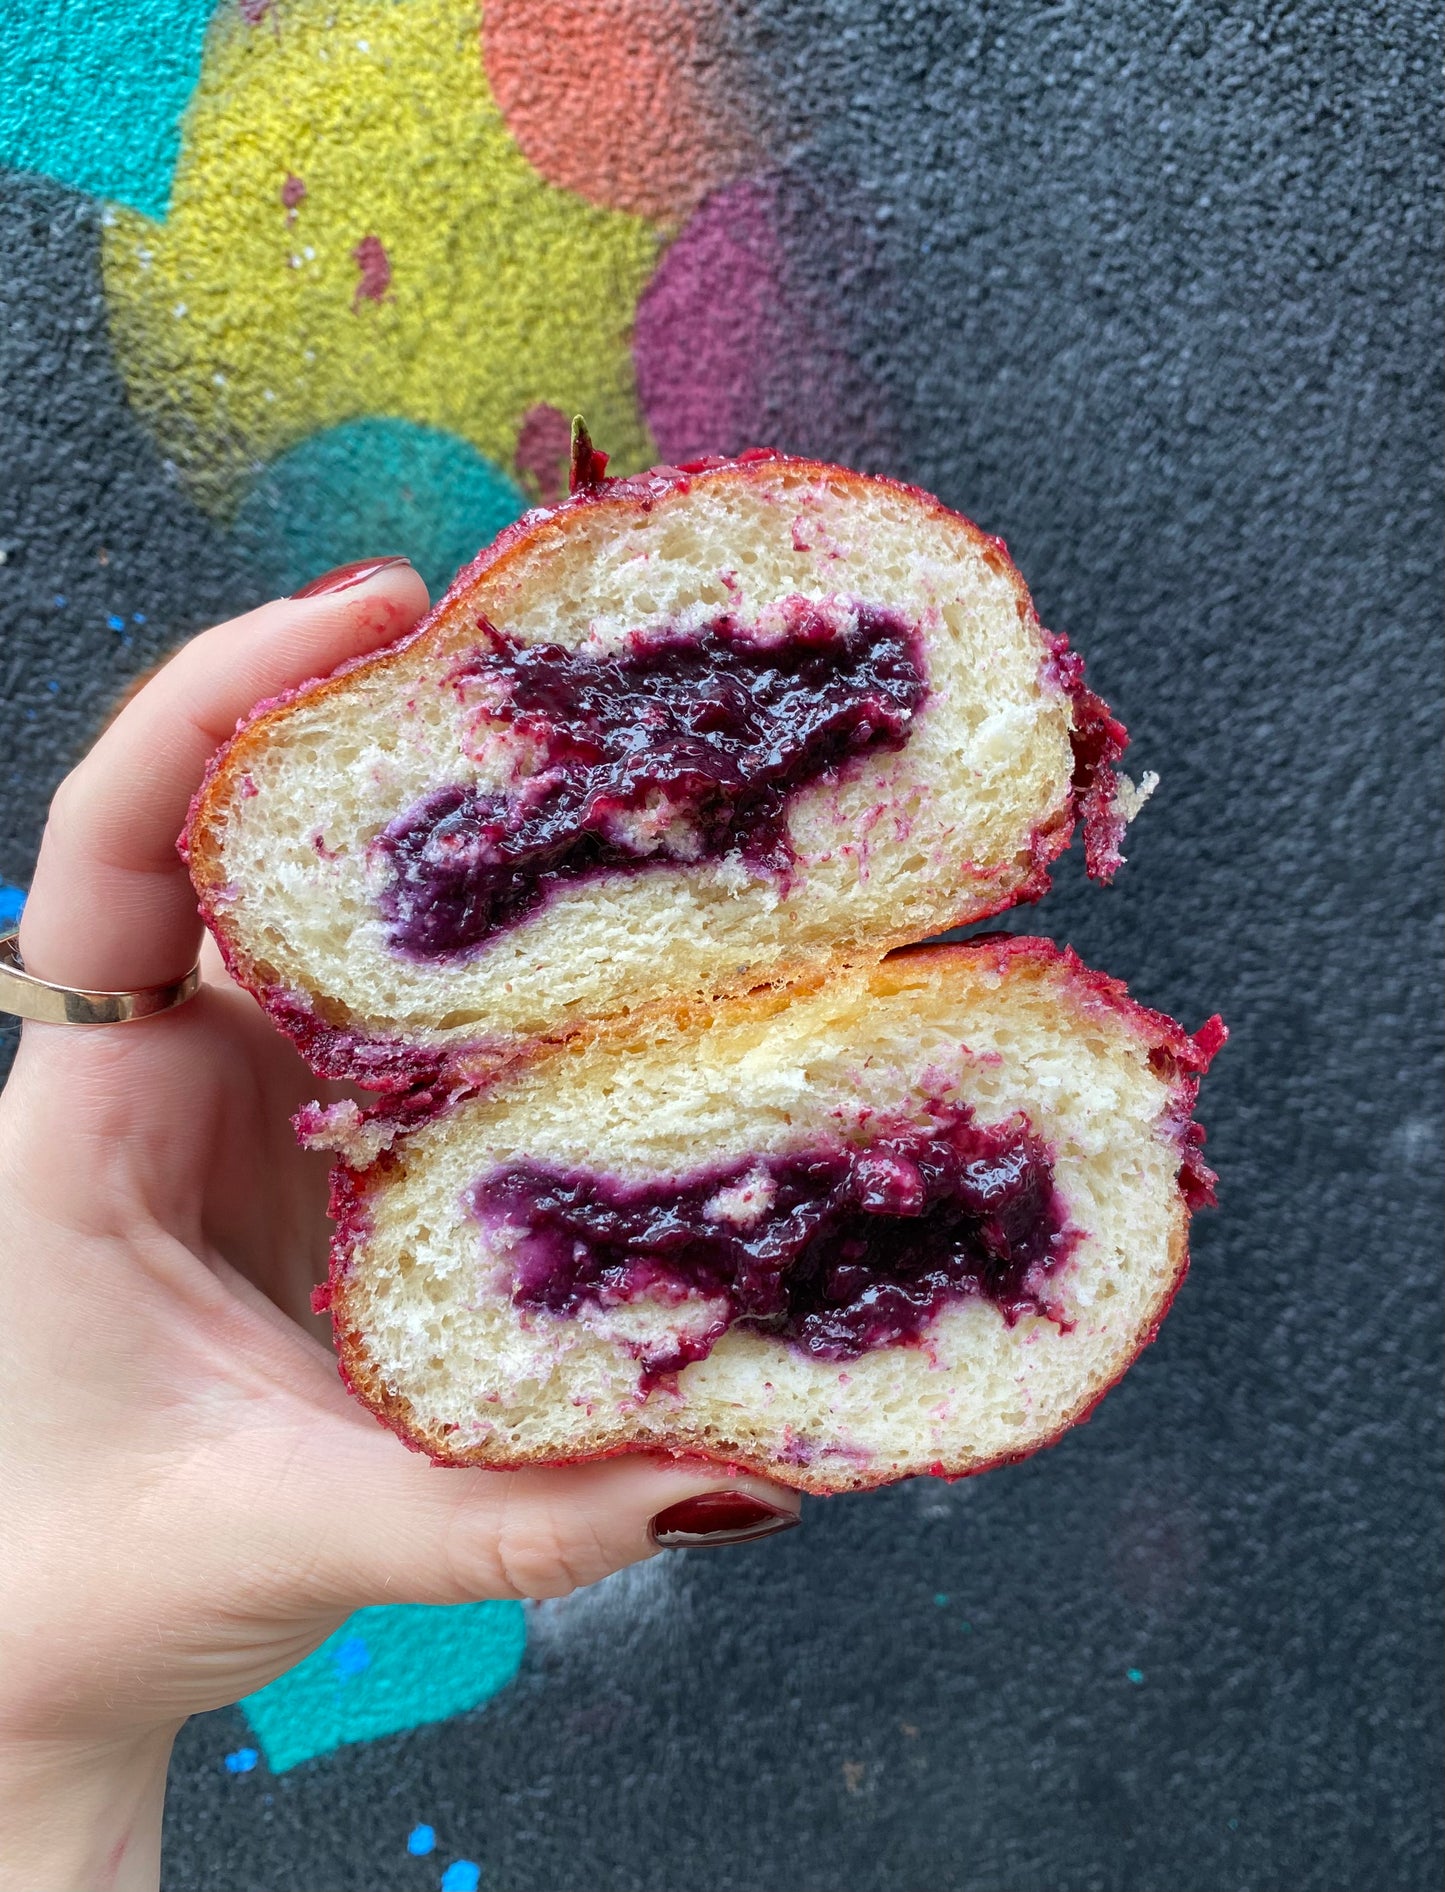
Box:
(18, 561, 429, 993)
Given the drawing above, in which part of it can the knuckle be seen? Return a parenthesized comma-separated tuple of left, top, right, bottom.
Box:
(493, 1496, 623, 1603)
(44, 766, 87, 839)
(436, 1479, 642, 1605)
(42, 761, 112, 872)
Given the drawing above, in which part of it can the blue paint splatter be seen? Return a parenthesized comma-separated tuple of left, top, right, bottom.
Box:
(107, 614, 126, 631)
(1126, 1667, 1145, 1685)
(233, 417, 527, 600)
(0, 0, 215, 218)
(133, 611, 147, 625)
(332, 1635, 371, 1679)
(223, 1747, 259, 1774)
(52, 594, 66, 608)
(0, 885, 26, 926)
(440, 1863, 481, 1892)
(240, 1600, 526, 1773)
(408, 1825, 438, 1857)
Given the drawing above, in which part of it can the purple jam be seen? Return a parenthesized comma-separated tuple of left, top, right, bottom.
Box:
(377, 600, 926, 959)
(469, 1103, 1077, 1385)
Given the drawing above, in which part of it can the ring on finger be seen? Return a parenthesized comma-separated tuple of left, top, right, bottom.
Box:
(0, 932, 201, 1026)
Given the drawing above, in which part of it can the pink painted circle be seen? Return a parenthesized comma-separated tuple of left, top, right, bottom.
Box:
(633, 174, 897, 467)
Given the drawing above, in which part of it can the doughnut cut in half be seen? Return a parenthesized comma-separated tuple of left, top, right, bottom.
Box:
(186, 454, 1145, 1085)
(314, 938, 1224, 1495)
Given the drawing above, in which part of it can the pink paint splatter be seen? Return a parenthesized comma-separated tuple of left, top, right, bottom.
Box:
(238, 0, 272, 23)
(633, 179, 784, 462)
(514, 403, 572, 504)
(633, 173, 896, 466)
(281, 173, 306, 224)
(351, 234, 391, 311)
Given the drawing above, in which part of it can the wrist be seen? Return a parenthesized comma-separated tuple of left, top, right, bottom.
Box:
(0, 1727, 176, 1892)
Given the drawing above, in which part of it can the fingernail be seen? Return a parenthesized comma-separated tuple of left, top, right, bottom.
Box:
(649, 1491, 801, 1549)
(290, 556, 413, 599)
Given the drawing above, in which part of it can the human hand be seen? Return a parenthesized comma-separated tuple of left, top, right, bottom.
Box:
(0, 563, 800, 1892)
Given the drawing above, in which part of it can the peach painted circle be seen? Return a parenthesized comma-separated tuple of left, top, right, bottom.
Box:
(483, 0, 757, 223)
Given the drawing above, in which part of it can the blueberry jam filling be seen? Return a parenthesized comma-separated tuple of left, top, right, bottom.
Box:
(469, 1103, 1077, 1386)
(377, 600, 926, 959)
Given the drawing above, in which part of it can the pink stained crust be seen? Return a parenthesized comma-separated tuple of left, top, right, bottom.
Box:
(182, 452, 1139, 1093)
(1043, 633, 1133, 883)
(311, 1163, 373, 1319)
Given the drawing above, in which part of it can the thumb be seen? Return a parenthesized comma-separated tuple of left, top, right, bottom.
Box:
(263, 1419, 803, 1609)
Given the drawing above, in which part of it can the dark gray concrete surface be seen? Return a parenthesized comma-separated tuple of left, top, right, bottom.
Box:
(2, 3, 1440, 1887)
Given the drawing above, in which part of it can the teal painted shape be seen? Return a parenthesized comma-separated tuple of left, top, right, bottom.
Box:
(233, 418, 529, 600)
(240, 1601, 527, 1773)
(0, 0, 215, 220)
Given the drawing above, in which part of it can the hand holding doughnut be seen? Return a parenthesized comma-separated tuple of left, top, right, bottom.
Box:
(0, 563, 798, 1892)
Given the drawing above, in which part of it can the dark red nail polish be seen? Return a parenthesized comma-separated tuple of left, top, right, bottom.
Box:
(649, 1491, 801, 1549)
(289, 556, 412, 599)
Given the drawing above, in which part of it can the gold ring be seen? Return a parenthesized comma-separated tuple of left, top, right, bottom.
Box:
(0, 931, 201, 1026)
